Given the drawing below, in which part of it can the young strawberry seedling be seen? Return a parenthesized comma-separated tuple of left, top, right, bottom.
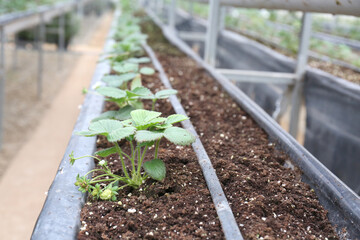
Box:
(70, 109, 195, 201)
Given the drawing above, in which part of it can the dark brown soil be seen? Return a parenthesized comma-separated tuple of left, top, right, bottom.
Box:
(78, 64, 224, 239)
(141, 18, 340, 240)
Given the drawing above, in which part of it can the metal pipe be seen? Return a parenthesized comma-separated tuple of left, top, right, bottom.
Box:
(178, 31, 205, 41)
(0, 26, 5, 149)
(12, 34, 18, 69)
(37, 13, 45, 99)
(58, 12, 65, 70)
(169, 0, 177, 30)
(217, 68, 296, 84)
(76, 0, 84, 20)
(159, 0, 165, 20)
(188, 0, 194, 17)
(185, 0, 360, 16)
(204, 0, 220, 66)
(289, 13, 312, 138)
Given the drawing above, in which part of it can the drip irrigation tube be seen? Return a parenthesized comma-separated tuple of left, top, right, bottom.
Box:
(146, 9, 360, 238)
(143, 43, 243, 240)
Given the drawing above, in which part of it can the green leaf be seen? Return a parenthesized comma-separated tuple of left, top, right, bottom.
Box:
(164, 127, 195, 145)
(132, 87, 152, 97)
(95, 147, 117, 157)
(128, 99, 144, 109)
(131, 109, 162, 127)
(131, 75, 142, 90)
(148, 117, 167, 125)
(91, 111, 118, 122)
(89, 119, 124, 133)
(76, 130, 104, 137)
(126, 87, 152, 99)
(96, 87, 126, 99)
(138, 141, 155, 147)
(166, 114, 189, 125)
(121, 119, 133, 127)
(140, 67, 155, 75)
(135, 130, 164, 142)
(91, 106, 135, 122)
(113, 105, 136, 120)
(127, 57, 151, 63)
(155, 89, 178, 99)
(113, 62, 139, 73)
(143, 159, 166, 181)
(108, 126, 136, 142)
(102, 73, 136, 87)
(156, 123, 173, 129)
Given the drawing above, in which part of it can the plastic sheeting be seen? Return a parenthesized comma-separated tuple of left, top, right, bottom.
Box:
(304, 70, 360, 194)
(174, 11, 360, 195)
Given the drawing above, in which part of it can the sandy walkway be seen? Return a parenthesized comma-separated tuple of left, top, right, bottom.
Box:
(0, 12, 113, 240)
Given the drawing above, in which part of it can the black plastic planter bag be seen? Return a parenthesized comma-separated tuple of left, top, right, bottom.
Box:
(304, 69, 360, 194)
(173, 10, 360, 195)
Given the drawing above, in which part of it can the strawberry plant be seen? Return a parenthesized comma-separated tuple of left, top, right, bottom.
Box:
(70, 109, 195, 201)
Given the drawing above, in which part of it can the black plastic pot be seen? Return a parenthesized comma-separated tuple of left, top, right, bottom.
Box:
(146, 9, 360, 238)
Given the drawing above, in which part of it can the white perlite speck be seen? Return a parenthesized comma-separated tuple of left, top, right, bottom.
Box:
(128, 208, 136, 213)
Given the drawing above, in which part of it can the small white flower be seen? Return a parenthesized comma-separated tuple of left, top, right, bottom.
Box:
(99, 160, 106, 166)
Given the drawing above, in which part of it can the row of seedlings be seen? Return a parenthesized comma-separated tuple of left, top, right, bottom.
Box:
(69, 6, 229, 239)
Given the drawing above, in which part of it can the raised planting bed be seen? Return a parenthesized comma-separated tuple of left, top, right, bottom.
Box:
(143, 10, 360, 238)
(32, 6, 360, 240)
(168, 9, 360, 195)
(32, 9, 236, 240)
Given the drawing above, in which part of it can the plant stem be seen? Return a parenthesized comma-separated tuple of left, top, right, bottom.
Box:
(84, 168, 107, 178)
(137, 146, 141, 172)
(154, 139, 161, 159)
(151, 99, 156, 111)
(137, 146, 148, 176)
(73, 155, 102, 163)
(90, 178, 118, 184)
(129, 140, 136, 173)
(115, 142, 130, 179)
(119, 149, 132, 162)
(90, 173, 112, 181)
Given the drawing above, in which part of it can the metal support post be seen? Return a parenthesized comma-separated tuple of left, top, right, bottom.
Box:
(169, 0, 176, 30)
(77, 0, 84, 20)
(159, 0, 165, 20)
(289, 12, 312, 138)
(153, 0, 158, 13)
(12, 34, 18, 69)
(58, 12, 65, 70)
(188, 0, 194, 17)
(219, 6, 226, 31)
(37, 13, 45, 99)
(0, 26, 5, 149)
(204, 0, 220, 66)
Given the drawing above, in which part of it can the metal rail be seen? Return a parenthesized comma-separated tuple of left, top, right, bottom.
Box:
(184, 0, 360, 16)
